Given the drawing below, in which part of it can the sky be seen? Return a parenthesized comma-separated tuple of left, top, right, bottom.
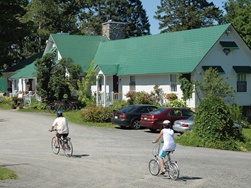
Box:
(141, 0, 225, 34)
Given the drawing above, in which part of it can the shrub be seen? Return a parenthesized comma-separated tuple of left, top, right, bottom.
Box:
(135, 91, 154, 105)
(81, 105, 113, 123)
(194, 95, 244, 145)
(167, 99, 186, 108)
(110, 100, 128, 110)
(164, 93, 178, 101)
(229, 104, 251, 128)
(125, 91, 136, 105)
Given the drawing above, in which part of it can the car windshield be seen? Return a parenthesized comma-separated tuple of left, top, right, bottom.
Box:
(150, 108, 166, 114)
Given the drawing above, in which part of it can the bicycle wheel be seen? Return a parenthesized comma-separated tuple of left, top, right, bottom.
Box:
(168, 162, 180, 180)
(51, 137, 60, 154)
(64, 139, 73, 157)
(149, 159, 160, 176)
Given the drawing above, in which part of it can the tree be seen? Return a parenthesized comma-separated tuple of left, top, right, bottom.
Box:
(68, 60, 97, 106)
(35, 53, 56, 101)
(192, 68, 243, 150)
(223, 0, 251, 48)
(35, 53, 82, 101)
(178, 73, 194, 103)
(0, 0, 31, 69)
(154, 0, 223, 33)
(22, 0, 80, 56)
(194, 68, 235, 103)
(49, 58, 82, 100)
(79, 0, 150, 37)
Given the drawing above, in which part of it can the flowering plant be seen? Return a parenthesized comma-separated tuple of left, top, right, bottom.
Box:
(164, 93, 178, 101)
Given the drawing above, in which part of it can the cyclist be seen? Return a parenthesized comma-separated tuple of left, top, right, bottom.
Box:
(152, 120, 176, 175)
(49, 110, 69, 148)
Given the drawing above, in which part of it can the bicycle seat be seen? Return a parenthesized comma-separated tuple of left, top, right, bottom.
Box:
(166, 150, 175, 154)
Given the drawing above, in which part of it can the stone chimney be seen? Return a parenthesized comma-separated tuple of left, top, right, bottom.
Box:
(102, 21, 126, 40)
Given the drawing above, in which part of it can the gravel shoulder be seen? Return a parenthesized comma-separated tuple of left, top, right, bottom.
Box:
(0, 109, 251, 188)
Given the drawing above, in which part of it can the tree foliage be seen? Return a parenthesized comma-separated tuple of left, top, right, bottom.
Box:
(68, 61, 97, 106)
(0, 0, 31, 69)
(79, 0, 150, 36)
(35, 54, 82, 101)
(154, 0, 223, 33)
(35, 53, 56, 101)
(22, 0, 79, 55)
(178, 73, 194, 102)
(191, 68, 244, 150)
(194, 68, 235, 103)
(223, 0, 251, 48)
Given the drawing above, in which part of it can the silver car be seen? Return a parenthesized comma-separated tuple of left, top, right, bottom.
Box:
(173, 115, 194, 134)
(173, 115, 242, 134)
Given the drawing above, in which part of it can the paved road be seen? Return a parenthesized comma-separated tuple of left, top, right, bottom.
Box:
(0, 109, 251, 188)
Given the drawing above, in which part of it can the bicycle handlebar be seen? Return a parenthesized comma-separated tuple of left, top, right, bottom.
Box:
(49, 129, 57, 132)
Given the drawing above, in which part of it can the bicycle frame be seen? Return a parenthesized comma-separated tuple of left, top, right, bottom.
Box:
(50, 130, 73, 157)
(149, 141, 180, 180)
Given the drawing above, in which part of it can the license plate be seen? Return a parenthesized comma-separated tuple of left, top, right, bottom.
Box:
(144, 117, 147, 120)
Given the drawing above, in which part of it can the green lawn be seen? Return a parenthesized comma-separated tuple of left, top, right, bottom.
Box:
(0, 166, 18, 180)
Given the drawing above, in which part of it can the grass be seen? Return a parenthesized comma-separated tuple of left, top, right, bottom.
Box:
(64, 110, 116, 128)
(17, 107, 116, 129)
(0, 166, 18, 180)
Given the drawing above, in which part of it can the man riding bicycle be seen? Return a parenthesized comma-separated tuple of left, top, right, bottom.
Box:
(49, 110, 69, 148)
(152, 120, 176, 175)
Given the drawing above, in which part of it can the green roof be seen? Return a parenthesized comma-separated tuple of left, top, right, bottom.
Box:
(10, 62, 36, 79)
(94, 24, 231, 75)
(51, 34, 107, 71)
(4, 52, 43, 73)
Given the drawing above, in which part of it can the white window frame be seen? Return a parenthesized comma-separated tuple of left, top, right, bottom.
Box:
(237, 74, 247, 92)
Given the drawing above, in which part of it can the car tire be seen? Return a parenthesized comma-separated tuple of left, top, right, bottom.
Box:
(131, 119, 141, 129)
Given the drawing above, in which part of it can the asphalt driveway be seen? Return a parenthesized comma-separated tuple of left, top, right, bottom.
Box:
(0, 109, 251, 188)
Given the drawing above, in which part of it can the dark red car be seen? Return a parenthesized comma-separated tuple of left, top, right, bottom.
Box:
(111, 104, 158, 129)
(140, 107, 194, 132)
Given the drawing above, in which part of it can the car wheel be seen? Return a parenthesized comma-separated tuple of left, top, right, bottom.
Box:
(132, 119, 141, 129)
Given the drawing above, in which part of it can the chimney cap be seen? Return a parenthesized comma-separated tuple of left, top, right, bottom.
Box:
(102, 21, 127, 25)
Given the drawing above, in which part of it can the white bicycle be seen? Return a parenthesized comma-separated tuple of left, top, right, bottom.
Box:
(149, 141, 180, 180)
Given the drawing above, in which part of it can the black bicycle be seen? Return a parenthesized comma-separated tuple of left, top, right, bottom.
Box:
(50, 129, 73, 157)
(149, 141, 180, 180)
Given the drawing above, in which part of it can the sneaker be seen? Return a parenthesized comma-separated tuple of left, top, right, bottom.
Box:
(160, 171, 166, 175)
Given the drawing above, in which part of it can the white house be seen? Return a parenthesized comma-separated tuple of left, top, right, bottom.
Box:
(8, 22, 251, 109)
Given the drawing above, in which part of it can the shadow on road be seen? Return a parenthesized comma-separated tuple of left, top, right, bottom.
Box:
(71, 154, 89, 158)
(0, 163, 29, 167)
(179, 176, 203, 181)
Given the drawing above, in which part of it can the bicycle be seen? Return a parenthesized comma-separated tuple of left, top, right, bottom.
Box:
(149, 141, 180, 180)
(49, 129, 73, 157)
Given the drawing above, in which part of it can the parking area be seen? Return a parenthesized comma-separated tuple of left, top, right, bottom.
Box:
(0, 109, 251, 188)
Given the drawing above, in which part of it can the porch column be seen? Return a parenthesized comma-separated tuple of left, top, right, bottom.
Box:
(103, 75, 106, 106)
(96, 75, 99, 105)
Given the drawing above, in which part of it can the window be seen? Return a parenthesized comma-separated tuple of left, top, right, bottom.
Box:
(237, 74, 247, 92)
(129, 76, 135, 91)
(98, 76, 103, 91)
(170, 74, 177, 92)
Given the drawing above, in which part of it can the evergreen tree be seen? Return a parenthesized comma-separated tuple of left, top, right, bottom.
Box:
(79, 0, 150, 37)
(23, 0, 80, 56)
(0, 0, 31, 69)
(154, 0, 223, 33)
(223, 0, 251, 48)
